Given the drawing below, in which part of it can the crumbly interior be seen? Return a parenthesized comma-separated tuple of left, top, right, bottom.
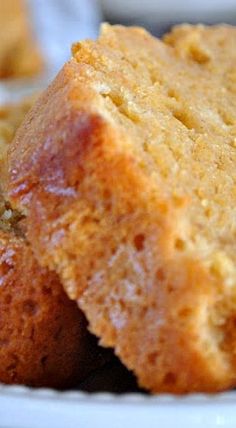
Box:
(73, 25, 236, 390)
(8, 24, 236, 392)
(0, 198, 23, 235)
(73, 24, 236, 287)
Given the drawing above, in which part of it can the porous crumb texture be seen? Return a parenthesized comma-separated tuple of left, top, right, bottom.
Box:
(0, 0, 43, 78)
(8, 24, 236, 393)
(0, 98, 107, 388)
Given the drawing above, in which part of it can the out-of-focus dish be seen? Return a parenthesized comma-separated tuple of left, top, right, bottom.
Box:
(101, 0, 236, 24)
(0, 0, 43, 79)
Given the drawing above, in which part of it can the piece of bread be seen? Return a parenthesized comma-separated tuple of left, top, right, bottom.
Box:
(8, 24, 236, 393)
(0, 98, 107, 388)
(0, 96, 38, 181)
(0, 0, 43, 79)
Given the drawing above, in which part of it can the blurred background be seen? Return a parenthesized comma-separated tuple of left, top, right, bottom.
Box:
(101, 0, 236, 34)
(0, 0, 235, 102)
(32, 0, 236, 70)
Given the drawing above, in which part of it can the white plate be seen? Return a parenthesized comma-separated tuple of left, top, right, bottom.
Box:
(0, 384, 236, 428)
(100, 0, 236, 22)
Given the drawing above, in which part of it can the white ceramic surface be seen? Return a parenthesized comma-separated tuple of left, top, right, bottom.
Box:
(101, 0, 236, 22)
(1, 384, 236, 428)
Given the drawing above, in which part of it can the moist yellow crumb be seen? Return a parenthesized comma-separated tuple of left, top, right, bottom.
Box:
(8, 24, 236, 393)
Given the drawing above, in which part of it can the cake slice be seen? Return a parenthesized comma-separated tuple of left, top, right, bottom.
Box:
(0, 0, 43, 79)
(8, 24, 236, 393)
(0, 98, 107, 388)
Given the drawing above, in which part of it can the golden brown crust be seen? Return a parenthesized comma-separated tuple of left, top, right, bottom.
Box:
(8, 24, 236, 393)
(0, 229, 106, 388)
(0, 0, 43, 78)
(0, 97, 108, 387)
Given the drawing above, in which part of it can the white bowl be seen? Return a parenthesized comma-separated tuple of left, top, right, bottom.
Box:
(100, 0, 236, 23)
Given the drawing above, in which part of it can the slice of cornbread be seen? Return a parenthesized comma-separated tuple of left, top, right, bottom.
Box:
(0, 97, 107, 388)
(0, 96, 37, 183)
(8, 24, 236, 393)
(0, 0, 43, 79)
